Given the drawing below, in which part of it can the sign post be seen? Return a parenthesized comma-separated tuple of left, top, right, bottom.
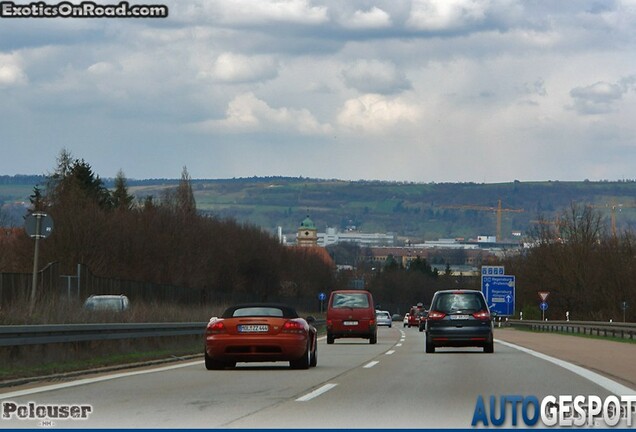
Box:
(24, 212, 54, 312)
(318, 292, 326, 314)
(621, 301, 628, 323)
(537, 291, 550, 321)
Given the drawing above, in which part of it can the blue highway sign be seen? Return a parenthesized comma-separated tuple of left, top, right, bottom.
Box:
(482, 275, 515, 316)
(540, 302, 548, 311)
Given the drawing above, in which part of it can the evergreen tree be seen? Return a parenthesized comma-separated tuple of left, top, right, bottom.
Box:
(112, 170, 134, 211)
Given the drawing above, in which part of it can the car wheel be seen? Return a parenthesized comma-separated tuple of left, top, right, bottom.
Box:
(310, 339, 317, 367)
(425, 337, 435, 353)
(204, 351, 227, 370)
(369, 332, 377, 344)
(484, 341, 494, 353)
(290, 343, 311, 369)
(327, 333, 334, 344)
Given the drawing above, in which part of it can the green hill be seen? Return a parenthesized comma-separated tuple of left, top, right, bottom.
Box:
(3, 175, 636, 241)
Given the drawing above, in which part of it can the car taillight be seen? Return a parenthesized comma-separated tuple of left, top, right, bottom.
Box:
(282, 320, 305, 334)
(206, 321, 226, 335)
(472, 310, 491, 320)
(427, 310, 446, 320)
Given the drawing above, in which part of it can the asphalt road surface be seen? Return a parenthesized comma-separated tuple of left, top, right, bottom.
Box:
(1, 326, 633, 429)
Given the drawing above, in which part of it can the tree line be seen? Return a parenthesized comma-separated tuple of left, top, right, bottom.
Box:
(0, 150, 336, 311)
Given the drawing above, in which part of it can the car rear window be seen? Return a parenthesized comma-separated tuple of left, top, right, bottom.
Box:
(222, 304, 299, 318)
(232, 307, 284, 317)
(432, 292, 485, 313)
(331, 293, 370, 309)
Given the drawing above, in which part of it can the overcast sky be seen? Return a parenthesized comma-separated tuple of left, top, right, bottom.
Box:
(1, 0, 636, 183)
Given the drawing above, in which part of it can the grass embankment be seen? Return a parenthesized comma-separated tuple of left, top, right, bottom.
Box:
(505, 325, 636, 345)
(0, 300, 225, 383)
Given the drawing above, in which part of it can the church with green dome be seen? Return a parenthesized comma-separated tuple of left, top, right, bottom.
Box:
(297, 215, 318, 247)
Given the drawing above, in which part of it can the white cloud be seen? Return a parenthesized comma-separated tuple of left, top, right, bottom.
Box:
(0, 54, 27, 87)
(201, 52, 279, 83)
(406, 0, 489, 31)
(568, 78, 634, 115)
(196, 92, 333, 135)
(202, 0, 328, 25)
(341, 7, 392, 29)
(337, 94, 421, 133)
(342, 60, 411, 94)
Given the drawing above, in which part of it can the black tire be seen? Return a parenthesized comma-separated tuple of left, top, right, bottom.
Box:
(369, 332, 377, 344)
(204, 351, 227, 370)
(425, 337, 435, 353)
(290, 343, 311, 369)
(310, 339, 317, 367)
(327, 333, 334, 344)
(484, 341, 494, 353)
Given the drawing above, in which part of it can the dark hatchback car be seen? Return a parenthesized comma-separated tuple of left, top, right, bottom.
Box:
(425, 290, 494, 353)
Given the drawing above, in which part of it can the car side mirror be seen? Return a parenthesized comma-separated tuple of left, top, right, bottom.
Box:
(306, 316, 316, 324)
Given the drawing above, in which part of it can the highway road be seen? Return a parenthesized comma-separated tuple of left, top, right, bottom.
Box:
(1, 326, 633, 429)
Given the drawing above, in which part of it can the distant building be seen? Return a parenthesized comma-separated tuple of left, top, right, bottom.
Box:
(297, 215, 318, 247)
(317, 227, 396, 247)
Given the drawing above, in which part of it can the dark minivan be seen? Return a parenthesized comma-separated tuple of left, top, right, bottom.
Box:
(326, 290, 377, 344)
(425, 289, 494, 353)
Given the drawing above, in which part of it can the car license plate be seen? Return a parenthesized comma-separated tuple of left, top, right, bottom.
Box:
(237, 324, 269, 333)
(343, 321, 358, 326)
(450, 315, 470, 320)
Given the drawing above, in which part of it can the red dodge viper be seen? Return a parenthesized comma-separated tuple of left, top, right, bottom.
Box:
(204, 303, 318, 370)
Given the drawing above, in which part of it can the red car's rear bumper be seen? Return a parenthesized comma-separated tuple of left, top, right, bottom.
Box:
(206, 333, 308, 363)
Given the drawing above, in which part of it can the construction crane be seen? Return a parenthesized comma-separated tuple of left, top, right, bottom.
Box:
(439, 199, 524, 242)
(588, 202, 636, 237)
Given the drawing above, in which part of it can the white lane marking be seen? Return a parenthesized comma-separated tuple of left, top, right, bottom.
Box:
(363, 361, 380, 369)
(385, 350, 395, 355)
(496, 339, 636, 395)
(0, 360, 204, 400)
(396, 343, 403, 347)
(295, 383, 338, 402)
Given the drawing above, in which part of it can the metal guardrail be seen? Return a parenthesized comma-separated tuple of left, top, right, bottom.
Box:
(0, 319, 327, 348)
(0, 323, 208, 347)
(508, 319, 636, 340)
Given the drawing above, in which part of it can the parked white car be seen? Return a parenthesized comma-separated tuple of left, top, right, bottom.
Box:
(83, 295, 130, 312)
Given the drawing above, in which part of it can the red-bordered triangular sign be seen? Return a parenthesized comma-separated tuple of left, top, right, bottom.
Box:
(538, 291, 550, 302)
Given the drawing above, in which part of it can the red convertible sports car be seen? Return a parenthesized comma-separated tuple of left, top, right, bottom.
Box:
(204, 303, 318, 370)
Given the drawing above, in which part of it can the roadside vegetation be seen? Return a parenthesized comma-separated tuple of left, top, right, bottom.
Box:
(0, 149, 336, 324)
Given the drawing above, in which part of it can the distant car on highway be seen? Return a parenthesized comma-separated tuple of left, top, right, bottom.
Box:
(326, 289, 377, 344)
(407, 303, 426, 328)
(376, 310, 392, 327)
(417, 310, 428, 332)
(83, 295, 130, 312)
(391, 313, 402, 321)
(425, 290, 494, 353)
(204, 303, 317, 370)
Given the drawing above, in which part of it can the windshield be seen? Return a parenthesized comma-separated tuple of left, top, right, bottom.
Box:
(331, 293, 370, 309)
